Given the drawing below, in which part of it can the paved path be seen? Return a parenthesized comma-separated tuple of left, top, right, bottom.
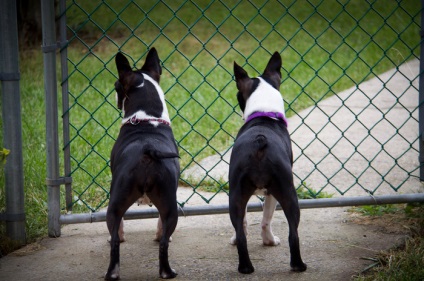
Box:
(182, 58, 421, 199)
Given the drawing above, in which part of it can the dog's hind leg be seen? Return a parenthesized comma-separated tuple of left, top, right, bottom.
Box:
(230, 206, 247, 245)
(105, 180, 140, 280)
(118, 218, 125, 242)
(108, 219, 125, 243)
(157, 203, 178, 279)
(105, 205, 126, 280)
(148, 182, 178, 279)
(155, 215, 173, 242)
(229, 188, 254, 274)
(274, 189, 307, 272)
(261, 195, 281, 246)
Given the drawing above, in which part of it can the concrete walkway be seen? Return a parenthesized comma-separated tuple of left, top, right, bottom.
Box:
(0, 59, 422, 281)
(182, 58, 421, 199)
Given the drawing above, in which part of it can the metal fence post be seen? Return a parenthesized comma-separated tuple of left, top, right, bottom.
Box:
(420, 0, 424, 181)
(41, 0, 61, 237)
(58, 0, 73, 212)
(0, 0, 26, 244)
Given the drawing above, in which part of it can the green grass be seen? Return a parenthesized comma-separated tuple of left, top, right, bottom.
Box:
(354, 204, 424, 281)
(296, 182, 333, 199)
(193, 178, 333, 201)
(63, 0, 420, 213)
(349, 204, 400, 216)
(0, 0, 420, 252)
(0, 50, 49, 255)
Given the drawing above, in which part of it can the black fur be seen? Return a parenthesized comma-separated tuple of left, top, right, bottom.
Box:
(105, 48, 179, 280)
(229, 52, 307, 274)
(115, 50, 164, 118)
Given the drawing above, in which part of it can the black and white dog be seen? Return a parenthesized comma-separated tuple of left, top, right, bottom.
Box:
(105, 48, 179, 280)
(229, 52, 307, 274)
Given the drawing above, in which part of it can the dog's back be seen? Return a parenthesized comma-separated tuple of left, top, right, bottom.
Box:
(110, 125, 179, 195)
(105, 48, 179, 280)
(230, 118, 293, 192)
(228, 51, 306, 274)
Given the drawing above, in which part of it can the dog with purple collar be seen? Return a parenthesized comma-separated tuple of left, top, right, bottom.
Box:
(105, 48, 179, 280)
(229, 52, 307, 274)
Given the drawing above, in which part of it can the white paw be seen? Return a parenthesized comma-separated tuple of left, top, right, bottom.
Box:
(262, 234, 280, 246)
(160, 268, 177, 279)
(105, 264, 120, 280)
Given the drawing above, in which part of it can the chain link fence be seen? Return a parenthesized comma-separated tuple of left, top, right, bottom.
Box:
(60, 0, 421, 214)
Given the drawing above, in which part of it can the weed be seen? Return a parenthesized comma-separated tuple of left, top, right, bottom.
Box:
(350, 204, 400, 216)
(354, 204, 424, 281)
(296, 182, 333, 199)
(181, 175, 229, 194)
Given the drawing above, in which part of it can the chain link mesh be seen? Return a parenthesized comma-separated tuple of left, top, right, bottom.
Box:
(62, 0, 421, 212)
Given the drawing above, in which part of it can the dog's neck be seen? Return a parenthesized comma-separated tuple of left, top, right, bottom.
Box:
(243, 77, 285, 121)
(121, 74, 171, 127)
(245, 111, 288, 126)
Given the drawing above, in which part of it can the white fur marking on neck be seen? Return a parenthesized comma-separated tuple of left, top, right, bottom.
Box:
(121, 97, 126, 115)
(121, 73, 171, 127)
(243, 77, 285, 120)
(143, 74, 170, 123)
(116, 92, 126, 115)
(136, 81, 144, 88)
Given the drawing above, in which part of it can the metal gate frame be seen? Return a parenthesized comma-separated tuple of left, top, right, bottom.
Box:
(41, 0, 424, 236)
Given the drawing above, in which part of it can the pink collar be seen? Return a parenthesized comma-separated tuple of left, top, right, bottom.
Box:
(123, 115, 170, 126)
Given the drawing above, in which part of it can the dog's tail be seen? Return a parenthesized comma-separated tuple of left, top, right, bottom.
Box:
(143, 145, 179, 160)
(253, 134, 267, 159)
(254, 135, 267, 150)
(136, 145, 178, 194)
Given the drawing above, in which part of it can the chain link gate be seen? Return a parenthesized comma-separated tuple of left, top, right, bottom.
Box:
(56, 0, 423, 224)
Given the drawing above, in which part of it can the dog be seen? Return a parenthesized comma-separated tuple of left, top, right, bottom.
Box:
(105, 48, 180, 280)
(228, 52, 307, 274)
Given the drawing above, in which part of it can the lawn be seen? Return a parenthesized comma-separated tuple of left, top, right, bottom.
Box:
(0, 0, 420, 250)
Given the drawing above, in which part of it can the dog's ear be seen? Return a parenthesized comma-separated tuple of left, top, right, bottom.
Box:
(115, 52, 132, 79)
(114, 81, 125, 110)
(262, 52, 282, 89)
(234, 62, 248, 84)
(141, 47, 162, 82)
(114, 53, 132, 110)
(234, 62, 252, 92)
(234, 62, 253, 113)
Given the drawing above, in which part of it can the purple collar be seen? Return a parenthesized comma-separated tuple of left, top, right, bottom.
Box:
(245, 112, 288, 127)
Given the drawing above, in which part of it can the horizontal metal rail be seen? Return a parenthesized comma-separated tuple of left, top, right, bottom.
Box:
(60, 193, 424, 225)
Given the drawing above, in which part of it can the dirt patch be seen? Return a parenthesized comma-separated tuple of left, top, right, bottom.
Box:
(8, 240, 46, 257)
(347, 210, 412, 236)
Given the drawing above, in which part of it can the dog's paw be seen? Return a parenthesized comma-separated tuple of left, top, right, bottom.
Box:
(262, 235, 280, 246)
(104, 264, 120, 280)
(261, 229, 280, 246)
(291, 262, 307, 272)
(238, 263, 254, 274)
(160, 268, 177, 279)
